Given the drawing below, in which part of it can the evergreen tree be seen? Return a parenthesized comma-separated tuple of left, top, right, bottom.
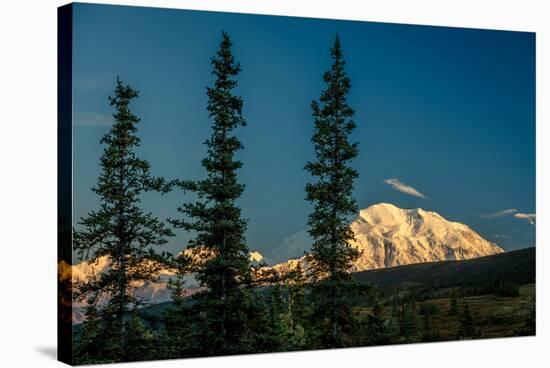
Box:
(74, 302, 107, 364)
(398, 303, 420, 343)
(305, 34, 361, 348)
(448, 294, 458, 316)
(162, 257, 197, 358)
(457, 303, 476, 339)
(362, 298, 391, 346)
(391, 301, 400, 317)
(264, 284, 287, 352)
(284, 263, 309, 348)
(495, 281, 520, 297)
(124, 312, 157, 360)
(169, 32, 257, 356)
(73, 78, 173, 363)
(420, 303, 440, 342)
(521, 297, 536, 336)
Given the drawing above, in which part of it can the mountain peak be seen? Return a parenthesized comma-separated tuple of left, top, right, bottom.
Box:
(360, 201, 399, 213)
(360, 202, 435, 215)
(358, 203, 444, 226)
(270, 203, 503, 268)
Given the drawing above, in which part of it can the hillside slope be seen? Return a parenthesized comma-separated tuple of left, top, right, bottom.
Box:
(354, 247, 535, 292)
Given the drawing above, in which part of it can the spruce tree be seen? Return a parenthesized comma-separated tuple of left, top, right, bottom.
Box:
(265, 284, 287, 352)
(284, 263, 309, 348)
(457, 303, 476, 339)
(305, 34, 361, 348)
(162, 268, 196, 358)
(363, 298, 391, 346)
(169, 31, 256, 356)
(398, 302, 420, 343)
(420, 303, 440, 342)
(522, 297, 536, 336)
(73, 78, 173, 362)
(74, 302, 107, 364)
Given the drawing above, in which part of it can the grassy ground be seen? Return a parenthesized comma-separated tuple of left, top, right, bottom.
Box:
(356, 283, 535, 341)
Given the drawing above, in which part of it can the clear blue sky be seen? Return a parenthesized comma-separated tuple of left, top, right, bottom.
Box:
(72, 3, 535, 258)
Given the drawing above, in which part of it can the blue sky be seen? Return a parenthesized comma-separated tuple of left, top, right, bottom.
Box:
(72, 3, 535, 257)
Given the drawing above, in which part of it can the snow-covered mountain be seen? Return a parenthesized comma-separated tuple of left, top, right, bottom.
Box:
(268, 203, 503, 270)
(62, 256, 179, 324)
(64, 250, 266, 324)
(65, 203, 503, 323)
(267, 230, 311, 265)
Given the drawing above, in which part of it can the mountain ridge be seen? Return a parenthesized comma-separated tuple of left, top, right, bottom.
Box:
(269, 203, 503, 270)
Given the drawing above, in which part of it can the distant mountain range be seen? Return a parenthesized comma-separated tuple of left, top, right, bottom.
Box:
(65, 203, 505, 323)
(126, 247, 536, 326)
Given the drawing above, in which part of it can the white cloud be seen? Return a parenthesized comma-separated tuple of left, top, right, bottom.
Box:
(479, 208, 517, 219)
(479, 208, 536, 226)
(383, 178, 427, 199)
(514, 213, 536, 225)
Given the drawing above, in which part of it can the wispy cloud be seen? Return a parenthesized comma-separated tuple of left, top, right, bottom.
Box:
(383, 178, 427, 199)
(74, 112, 112, 127)
(479, 208, 517, 219)
(514, 213, 536, 225)
(492, 234, 509, 239)
(479, 208, 536, 226)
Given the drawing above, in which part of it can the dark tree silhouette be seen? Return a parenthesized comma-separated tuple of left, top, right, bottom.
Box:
(305, 34, 361, 348)
(169, 32, 263, 355)
(73, 78, 173, 363)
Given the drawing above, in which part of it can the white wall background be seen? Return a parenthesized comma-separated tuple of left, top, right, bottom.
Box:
(0, 0, 547, 367)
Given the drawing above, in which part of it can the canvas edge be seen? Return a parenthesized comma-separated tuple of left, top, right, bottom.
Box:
(58, 3, 74, 366)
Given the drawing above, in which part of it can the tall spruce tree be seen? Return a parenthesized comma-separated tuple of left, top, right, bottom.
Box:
(305, 34, 361, 348)
(73, 78, 173, 363)
(169, 32, 256, 355)
(362, 298, 391, 346)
